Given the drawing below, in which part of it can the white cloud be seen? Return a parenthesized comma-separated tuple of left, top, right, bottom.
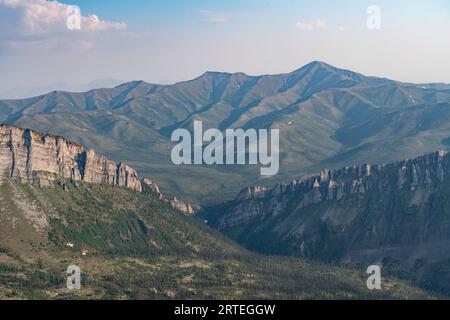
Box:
(338, 26, 345, 32)
(315, 19, 327, 28)
(295, 19, 327, 31)
(0, 0, 126, 50)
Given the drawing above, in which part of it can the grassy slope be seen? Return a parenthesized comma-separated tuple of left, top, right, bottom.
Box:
(0, 180, 434, 299)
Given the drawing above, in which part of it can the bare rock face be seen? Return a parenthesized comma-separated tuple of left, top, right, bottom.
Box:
(236, 186, 268, 201)
(0, 125, 142, 192)
(169, 197, 195, 215)
(207, 148, 450, 287)
(142, 178, 161, 196)
(216, 149, 450, 230)
(0, 125, 196, 215)
(142, 178, 195, 215)
(116, 162, 142, 192)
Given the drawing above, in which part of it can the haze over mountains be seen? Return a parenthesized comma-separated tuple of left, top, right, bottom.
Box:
(1, 61, 450, 205)
(0, 79, 124, 100)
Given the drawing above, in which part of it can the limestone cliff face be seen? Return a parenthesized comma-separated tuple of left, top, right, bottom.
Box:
(169, 197, 194, 215)
(142, 178, 195, 215)
(208, 148, 450, 279)
(216, 150, 449, 230)
(0, 124, 142, 192)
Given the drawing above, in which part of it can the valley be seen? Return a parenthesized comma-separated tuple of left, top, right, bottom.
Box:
(1, 62, 450, 299)
(0, 179, 430, 299)
(0, 125, 435, 299)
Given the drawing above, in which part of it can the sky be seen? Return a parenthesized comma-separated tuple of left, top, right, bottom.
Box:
(0, 0, 449, 98)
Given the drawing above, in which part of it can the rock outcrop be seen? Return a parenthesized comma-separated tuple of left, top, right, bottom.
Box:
(216, 150, 449, 230)
(0, 124, 142, 191)
(0, 125, 194, 215)
(0, 124, 196, 215)
(207, 148, 450, 288)
(168, 197, 195, 215)
(142, 178, 195, 215)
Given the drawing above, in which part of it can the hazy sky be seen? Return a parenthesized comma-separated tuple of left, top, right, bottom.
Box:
(0, 0, 449, 95)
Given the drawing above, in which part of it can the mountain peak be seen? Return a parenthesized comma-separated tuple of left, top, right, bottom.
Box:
(305, 60, 333, 68)
(199, 71, 234, 79)
(115, 79, 151, 88)
(295, 61, 342, 75)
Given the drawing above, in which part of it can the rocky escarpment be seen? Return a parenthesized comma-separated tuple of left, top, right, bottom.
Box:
(142, 178, 194, 215)
(0, 124, 142, 191)
(202, 150, 450, 293)
(216, 150, 449, 230)
(0, 125, 195, 215)
(203, 150, 450, 293)
(208, 148, 450, 285)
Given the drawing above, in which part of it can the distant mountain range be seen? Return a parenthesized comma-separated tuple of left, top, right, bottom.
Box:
(0, 79, 125, 100)
(2, 62, 450, 298)
(1, 61, 450, 205)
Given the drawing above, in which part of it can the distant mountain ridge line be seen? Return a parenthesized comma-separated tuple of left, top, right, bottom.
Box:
(1, 60, 450, 205)
(0, 61, 399, 102)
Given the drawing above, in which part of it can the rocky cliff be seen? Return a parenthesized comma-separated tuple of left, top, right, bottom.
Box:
(142, 178, 195, 215)
(0, 124, 142, 191)
(215, 149, 449, 230)
(0, 124, 196, 215)
(206, 149, 450, 291)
